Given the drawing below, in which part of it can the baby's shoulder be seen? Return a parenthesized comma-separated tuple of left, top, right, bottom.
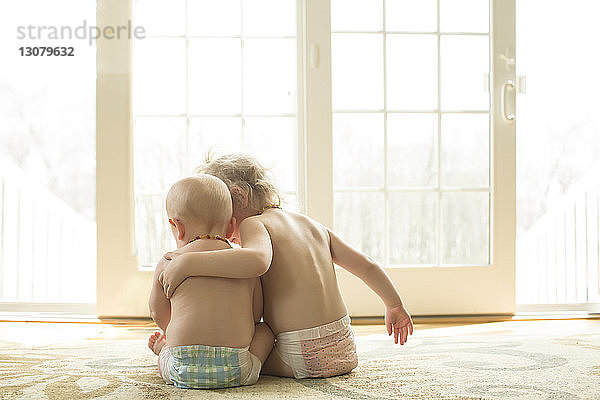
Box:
(238, 215, 268, 234)
(242, 214, 264, 224)
(262, 210, 329, 239)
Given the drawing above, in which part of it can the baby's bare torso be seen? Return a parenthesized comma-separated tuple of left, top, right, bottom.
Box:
(166, 241, 258, 348)
(255, 209, 348, 335)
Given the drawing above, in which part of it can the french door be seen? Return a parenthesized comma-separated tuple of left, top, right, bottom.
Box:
(96, 0, 515, 317)
(327, 0, 516, 316)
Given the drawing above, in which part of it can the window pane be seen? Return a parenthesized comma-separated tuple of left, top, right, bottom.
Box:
(134, 117, 187, 192)
(0, 0, 96, 303)
(333, 113, 384, 188)
(188, 118, 243, 162)
(244, 117, 296, 192)
(132, 0, 298, 269)
(189, 39, 242, 115)
(282, 193, 300, 212)
(389, 193, 436, 264)
(516, 1, 600, 305)
(331, 2, 492, 268)
(332, 34, 384, 110)
(188, 0, 241, 36)
(243, 0, 295, 36)
(387, 114, 437, 187)
(440, 0, 489, 33)
(441, 35, 489, 110)
(331, 0, 383, 31)
(516, 0, 600, 236)
(386, 0, 437, 32)
(134, 38, 186, 115)
(387, 34, 437, 110)
(243, 39, 296, 114)
(441, 113, 489, 188)
(135, 195, 174, 267)
(134, 0, 185, 36)
(334, 192, 385, 263)
(441, 192, 489, 264)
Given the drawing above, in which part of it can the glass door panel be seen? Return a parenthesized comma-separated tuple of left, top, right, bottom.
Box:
(132, 0, 299, 267)
(332, 0, 491, 267)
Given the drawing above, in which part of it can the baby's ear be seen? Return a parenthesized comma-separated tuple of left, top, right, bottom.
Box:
(226, 216, 237, 239)
(173, 219, 185, 241)
(230, 186, 249, 209)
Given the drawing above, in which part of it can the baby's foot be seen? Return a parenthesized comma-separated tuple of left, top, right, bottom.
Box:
(153, 335, 166, 355)
(148, 331, 164, 355)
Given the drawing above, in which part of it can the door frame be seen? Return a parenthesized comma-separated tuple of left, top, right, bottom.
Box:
(97, 0, 153, 317)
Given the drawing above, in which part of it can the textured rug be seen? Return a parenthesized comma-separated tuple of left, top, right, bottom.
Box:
(1, 321, 599, 399)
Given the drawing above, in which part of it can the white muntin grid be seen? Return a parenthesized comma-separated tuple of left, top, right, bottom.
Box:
(132, 0, 299, 262)
(331, 0, 492, 268)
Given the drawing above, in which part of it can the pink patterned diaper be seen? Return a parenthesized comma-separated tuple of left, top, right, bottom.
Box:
(274, 315, 358, 378)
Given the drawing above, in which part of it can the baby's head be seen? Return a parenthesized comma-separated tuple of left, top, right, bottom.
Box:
(165, 174, 234, 247)
(195, 153, 280, 221)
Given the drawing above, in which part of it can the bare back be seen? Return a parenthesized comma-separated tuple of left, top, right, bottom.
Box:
(254, 209, 348, 334)
(165, 240, 260, 348)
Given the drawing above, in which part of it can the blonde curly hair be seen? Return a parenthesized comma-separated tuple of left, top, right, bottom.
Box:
(194, 153, 281, 212)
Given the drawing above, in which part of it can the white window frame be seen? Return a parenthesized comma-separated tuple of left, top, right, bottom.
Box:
(96, 0, 516, 317)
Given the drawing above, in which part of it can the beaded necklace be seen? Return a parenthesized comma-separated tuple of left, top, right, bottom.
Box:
(260, 204, 282, 214)
(187, 234, 232, 247)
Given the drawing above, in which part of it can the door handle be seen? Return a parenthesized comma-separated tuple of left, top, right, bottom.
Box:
(501, 80, 515, 122)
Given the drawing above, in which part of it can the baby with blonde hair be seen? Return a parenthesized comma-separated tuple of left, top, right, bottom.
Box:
(148, 174, 274, 388)
(160, 155, 413, 378)
(197, 152, 281, 214)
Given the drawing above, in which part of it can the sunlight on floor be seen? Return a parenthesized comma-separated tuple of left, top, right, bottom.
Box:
(1, 318, 598, 348)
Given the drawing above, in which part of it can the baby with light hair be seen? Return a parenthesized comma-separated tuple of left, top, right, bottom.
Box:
(147, 174, 274, 389)
(160, 154, 413, 379)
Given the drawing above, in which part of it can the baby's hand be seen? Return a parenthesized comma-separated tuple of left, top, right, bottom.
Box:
(159, 252, 187, 299)
(385, 304, 414, 345)
(163, 251, 180, 261)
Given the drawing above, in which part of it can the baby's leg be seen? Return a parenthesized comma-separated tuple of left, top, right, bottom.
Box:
(148, 331, 172, 383)
(258, 325, 294, 378)
(248, 322, 275, 364)
(261, 348, 294, 377)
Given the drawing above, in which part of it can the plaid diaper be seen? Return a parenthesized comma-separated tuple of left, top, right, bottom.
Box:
(159, 344, 260, 389)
